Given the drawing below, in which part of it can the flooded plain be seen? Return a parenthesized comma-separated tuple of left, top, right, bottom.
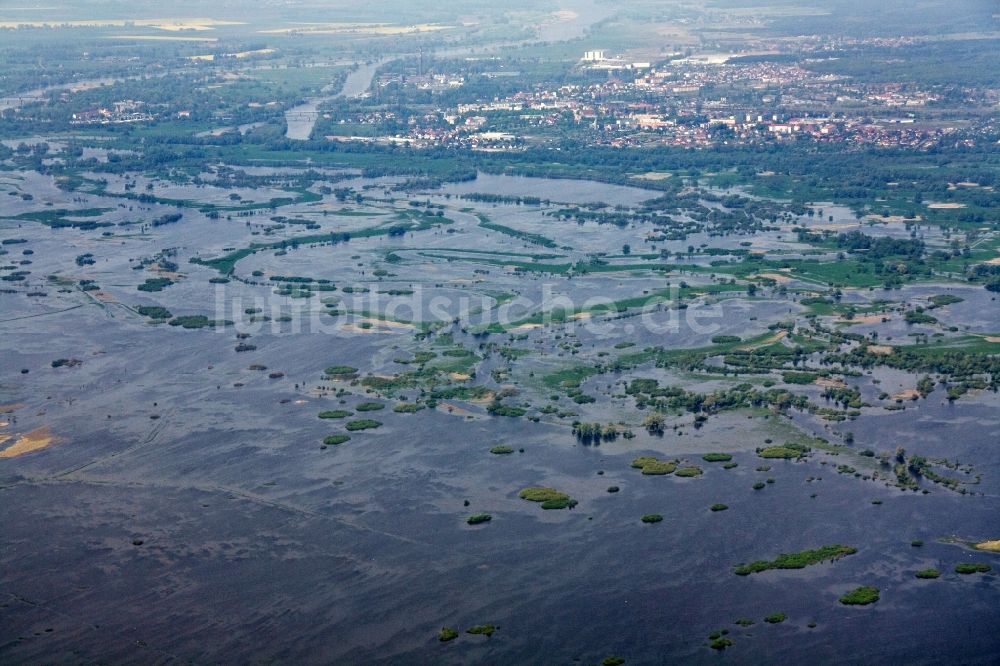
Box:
(1, 165, 998, 664)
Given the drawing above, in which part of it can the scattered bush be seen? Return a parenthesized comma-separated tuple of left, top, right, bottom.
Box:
(466, 624, 495, 637)
(136, 305, 172, 319)
(518, 487, 568, 503)
(758, 444, 809, 459)
(487, 402, 526, 417)
(345, 419, 382, 431)
(466, 513, 492, 525)
(839, 586, 879, 605)
(318, 410, 352, 419)
(631, 456, 677, 475)
(137, 277, 173, 292)
(324, 365, 358, 377)
(322, 434, 350, 447)
(541, 498, 576, 510)
(735, 545, 857, 575)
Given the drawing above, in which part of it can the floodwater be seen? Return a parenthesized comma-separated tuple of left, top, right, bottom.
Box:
(285, 60, 388, 141)
(1, 169, 998, 664)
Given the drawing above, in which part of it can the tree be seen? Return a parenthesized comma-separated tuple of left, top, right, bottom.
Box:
(642, 411, 666, 434)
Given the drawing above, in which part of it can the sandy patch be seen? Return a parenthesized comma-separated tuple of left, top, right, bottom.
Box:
(893, 389, 920, 400)
(469, 391, 496, 405)
(449, 372, 471, 381)
(513, 323, 542, 331)
(868, 345, 894, 355)
(0, 403, 24, 414)
(866, 215, 921, 223)
(362, 318, 416, 331)
(233, 48, 276, 58)
(569, 312, 593, 321)
(341, 324, 387, 334)
(980, 336, 1000, 343)
(814, 377, 847, 389)
(0, 426, 55, 458)
(927, 203, 967, 209)
(756, 272, 791, 284)
(92, 290, 118, 303)
(633, 171, 673, 181)
(190, 48, 276, 61)
(981, 257, 1000, 266)
(436, 402, 476, 417)
(843, 314, 886, 325)
(975, 540, 1000, 552)
(342, 318, 416, 334)
(552, 10, 579, 20)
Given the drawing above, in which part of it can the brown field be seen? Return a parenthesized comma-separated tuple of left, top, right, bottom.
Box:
(0, 426, 55, 459)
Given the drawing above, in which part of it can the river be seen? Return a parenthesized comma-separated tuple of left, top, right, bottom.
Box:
(284, 59, 388, 141)
(283, 0, 616, 141)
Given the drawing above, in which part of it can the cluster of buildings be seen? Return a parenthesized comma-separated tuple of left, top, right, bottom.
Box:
(324, 49, 985, 151)
(376, 72, 465, 92)
(70, 100, 153, 125)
